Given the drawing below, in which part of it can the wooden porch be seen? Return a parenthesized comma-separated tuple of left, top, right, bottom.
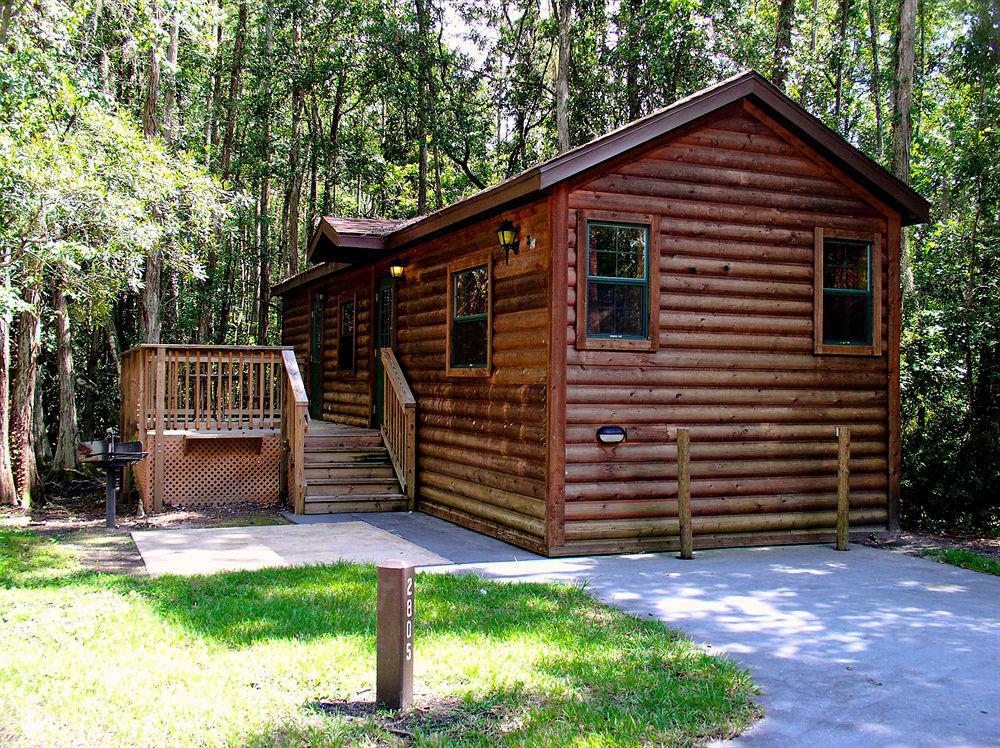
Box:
(120, 344, 416, 515)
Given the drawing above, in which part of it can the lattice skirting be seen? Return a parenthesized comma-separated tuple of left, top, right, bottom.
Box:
(134, 432, 281, 509)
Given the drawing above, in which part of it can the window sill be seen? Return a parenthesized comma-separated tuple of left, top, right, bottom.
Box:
(814, 342, 880, 356)
(576, 337, 658, 352)
(445, 366, 491, 378)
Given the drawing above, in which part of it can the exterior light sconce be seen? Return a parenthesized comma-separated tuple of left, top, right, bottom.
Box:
(596, 425, 626, 445)
(496, 219, 520, 264)
(389, 260, 406, 280)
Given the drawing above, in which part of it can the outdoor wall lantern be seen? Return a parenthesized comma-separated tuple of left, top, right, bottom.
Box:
(596, 425, 627, 445)
(389, 260, 406, 280)
(496, 219, 520, 264)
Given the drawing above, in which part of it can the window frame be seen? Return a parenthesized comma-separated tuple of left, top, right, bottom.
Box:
(336, 291, 357, 374)
(575, 210, 660, 352)
(814, 227, 883, 356)
(446, 252, 492, 377)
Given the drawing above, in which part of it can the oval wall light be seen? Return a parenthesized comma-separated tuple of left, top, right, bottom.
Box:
(596, 425, 626, 445)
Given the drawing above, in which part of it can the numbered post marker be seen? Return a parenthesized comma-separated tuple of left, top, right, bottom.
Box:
(376, 560, 415, 711)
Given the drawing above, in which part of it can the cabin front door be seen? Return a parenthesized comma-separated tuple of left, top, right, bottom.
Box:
(372, 277, 395, 428)
(309, 293, 324, 419)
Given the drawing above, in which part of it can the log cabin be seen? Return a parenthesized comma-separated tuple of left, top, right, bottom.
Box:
(272, 71, 929, 557)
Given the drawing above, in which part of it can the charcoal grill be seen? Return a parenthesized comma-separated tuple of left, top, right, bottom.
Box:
(78, 438, 147, 528)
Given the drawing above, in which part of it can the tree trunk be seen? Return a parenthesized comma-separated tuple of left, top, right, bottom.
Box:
(414, 0, 432, 213)
(322, 68, 346, 216)
(220, 0, 248, 177)
(772, 0, 795, 90)
(257, 12, 274, 343)
(0, 248, 15, 505)
(52, 286, 78, 474)
(10, 290, 43, 509)
(834, 0, 852, 124)
(284, 14, 303, 276)
(892, 0, 916, 290)
(33, 373, 50, 465)
(867, 0, 884, 158)
(162, 10, 180, 141)
(143, 2, 162, 138)
(139, 247, 162, 342)
(553, 0, 572, 153)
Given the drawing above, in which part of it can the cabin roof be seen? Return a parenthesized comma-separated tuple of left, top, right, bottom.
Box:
(275, 70, 929, 296)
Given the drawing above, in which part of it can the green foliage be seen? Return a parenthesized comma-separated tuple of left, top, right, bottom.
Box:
(920, 549, 1000, 576)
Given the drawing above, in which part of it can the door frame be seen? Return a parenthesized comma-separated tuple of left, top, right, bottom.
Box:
(308, 290, 325, 419)
(372, 275, 396, 428)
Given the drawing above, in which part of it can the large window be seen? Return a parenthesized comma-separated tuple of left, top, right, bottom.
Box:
(338, 298, 355, 372)
(448, 260, 490, 372)
(576, 213, 659, 351)
(814, 228, 882, 355)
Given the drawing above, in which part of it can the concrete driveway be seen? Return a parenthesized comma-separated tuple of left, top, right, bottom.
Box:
(431, 543, 1000, 747)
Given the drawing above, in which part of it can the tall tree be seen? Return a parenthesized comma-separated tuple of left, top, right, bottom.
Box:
(773, 0, 795, 90)
(892, 0, 916, 289)
(10, 288, 42, 508)
(553, 0, 572, 153)
(52, 284, 78, 474)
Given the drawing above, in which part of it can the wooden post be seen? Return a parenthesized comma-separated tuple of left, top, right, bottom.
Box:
(376, 560, 414, 712)
(836, 426, 851, 551)
(677, 428, 693, 560)
(153, 347, 166, 512)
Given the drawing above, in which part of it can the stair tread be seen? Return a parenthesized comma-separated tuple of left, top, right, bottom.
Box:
(304, 492, 406, 502)
(306, 477, 399, 485)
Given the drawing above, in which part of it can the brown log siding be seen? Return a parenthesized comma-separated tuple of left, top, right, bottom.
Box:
(557, 107, 894, 555)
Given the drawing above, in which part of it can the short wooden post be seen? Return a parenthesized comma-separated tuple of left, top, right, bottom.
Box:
(835, 426, 851, 551)
(376, 560, 415, 711)
(152, 347, 166, 513)
(677, 428, 693, 560)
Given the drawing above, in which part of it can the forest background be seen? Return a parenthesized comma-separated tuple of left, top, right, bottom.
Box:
(0, 0, 996, 532)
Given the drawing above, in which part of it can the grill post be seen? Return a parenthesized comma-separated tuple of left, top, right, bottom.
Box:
(106, 468, 117, 528)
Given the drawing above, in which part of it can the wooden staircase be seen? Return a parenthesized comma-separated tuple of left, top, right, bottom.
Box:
(302, 421, 408, 514)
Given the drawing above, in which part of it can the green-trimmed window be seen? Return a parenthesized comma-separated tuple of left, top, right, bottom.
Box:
(822, 238, 873, 346)
(586, 221, 650, 339)
(450, 264, 489, 368)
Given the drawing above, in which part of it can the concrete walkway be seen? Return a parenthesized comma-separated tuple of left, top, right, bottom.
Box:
(429, 544, 1000, 748)
(132, 522, 449, 575)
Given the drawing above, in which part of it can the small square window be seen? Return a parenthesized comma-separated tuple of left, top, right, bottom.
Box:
(814, 228, 881, 356)
(585, 221, 650, 339)
(822, 239, 872, 346)
(450, 263, 489, 370)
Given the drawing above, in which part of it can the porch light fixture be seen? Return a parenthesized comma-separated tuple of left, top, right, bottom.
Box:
(496, 219, 520, 264)
(389, 260, 406, 280)
(596, 425, 626, 445)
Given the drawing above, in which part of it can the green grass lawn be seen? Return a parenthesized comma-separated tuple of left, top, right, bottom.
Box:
(920, 548, 1000, 576)
(0, 529, 759, 747)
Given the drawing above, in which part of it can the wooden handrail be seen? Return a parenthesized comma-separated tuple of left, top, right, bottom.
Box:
(379, 348, 416, 508)
(280, 349, 311, 514)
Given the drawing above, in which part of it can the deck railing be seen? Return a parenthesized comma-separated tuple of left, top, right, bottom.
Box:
(280, 349, 310, 514)
(120, 344, 310, 511)
(379, 348, 416, 507)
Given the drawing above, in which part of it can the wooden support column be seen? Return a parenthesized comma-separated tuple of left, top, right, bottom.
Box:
(376, 560, 415, 711)
(153, 347, 166, 512)
(836, 426, 851, 551)
(677, 428, 693, 560)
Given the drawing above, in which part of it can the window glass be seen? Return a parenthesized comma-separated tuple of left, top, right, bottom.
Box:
(451, 265, 489, 368)
(586, 221, 649, 339)
(338, 300, 355, 371)
(822, 239, 872, 346)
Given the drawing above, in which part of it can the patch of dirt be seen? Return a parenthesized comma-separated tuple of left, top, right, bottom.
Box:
(0, 474, 290, 575)
(316, 695, 522, 743)
(862, 530, 1000, 560)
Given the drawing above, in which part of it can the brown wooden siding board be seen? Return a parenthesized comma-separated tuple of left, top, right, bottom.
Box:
(563, 108, 894, 549)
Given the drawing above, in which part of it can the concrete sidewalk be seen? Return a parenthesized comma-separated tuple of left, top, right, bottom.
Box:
(429, 544, 1000, 747)
(132, 522, 450, 575)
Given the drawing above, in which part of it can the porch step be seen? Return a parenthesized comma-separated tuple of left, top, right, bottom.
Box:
(297, 421, 405, 515)
(303, 462, 397, 480)
(303, 494, 408, 514)
(305, 477, 402, 496)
